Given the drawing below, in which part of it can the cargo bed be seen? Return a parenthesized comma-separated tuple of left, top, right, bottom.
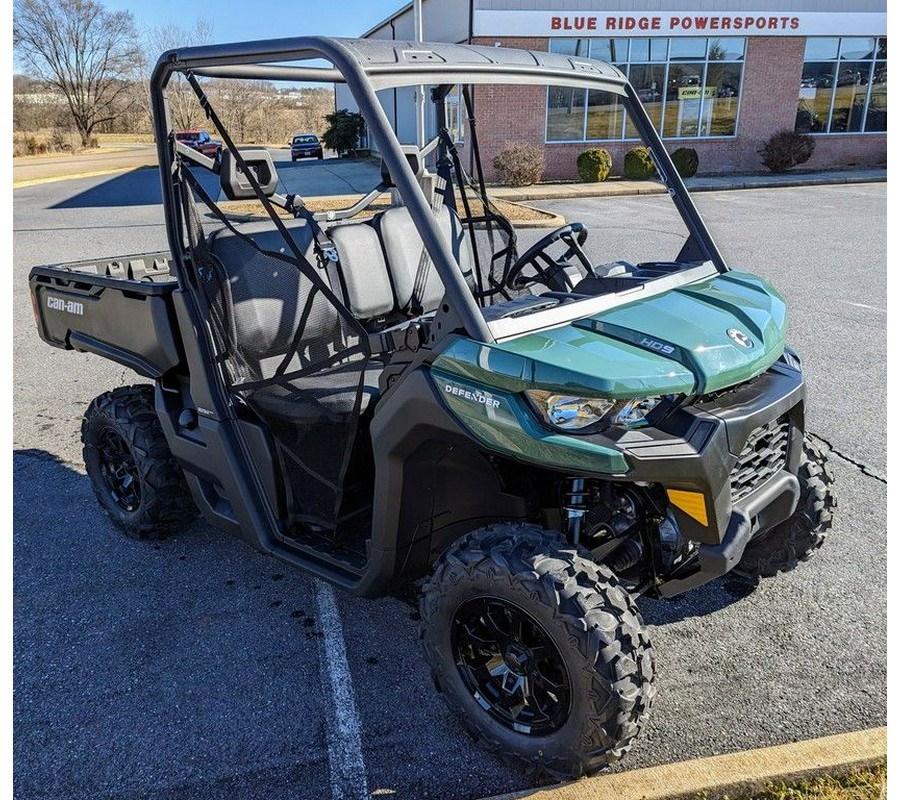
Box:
(29, 253, 184, 378)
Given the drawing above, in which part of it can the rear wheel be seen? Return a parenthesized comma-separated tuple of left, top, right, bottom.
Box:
(420, 523, 655, 778)
(82, 385, 196, 540)
(737, 435, 835, 578)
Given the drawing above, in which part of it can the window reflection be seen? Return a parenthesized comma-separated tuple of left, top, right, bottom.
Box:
(548, 36, 745, 141)
(625, 63, 666, 137)
(866, 62, 887, 131)
(586, 87, 626, 139)
(664, 63, 704, 137)
(546, 86, 586, 140)
(796, 37, 888, 135)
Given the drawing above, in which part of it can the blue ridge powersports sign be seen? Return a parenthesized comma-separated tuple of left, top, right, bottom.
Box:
(473, 10, 886, 37)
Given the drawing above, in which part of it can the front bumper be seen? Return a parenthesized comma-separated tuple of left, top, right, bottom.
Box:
(610, 358, 805, 595)
(614, 358, 804, 547)
(657, 470, 799, 596)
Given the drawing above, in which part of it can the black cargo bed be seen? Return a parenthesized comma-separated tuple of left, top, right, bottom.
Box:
(29, 252, 184, 378)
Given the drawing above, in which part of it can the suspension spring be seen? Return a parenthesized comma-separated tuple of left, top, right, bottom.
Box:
(562, 477, 590, 546)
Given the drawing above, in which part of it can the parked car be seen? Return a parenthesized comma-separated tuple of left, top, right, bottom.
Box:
(291, 133, 324, 160)
(174, 129, 221, 158)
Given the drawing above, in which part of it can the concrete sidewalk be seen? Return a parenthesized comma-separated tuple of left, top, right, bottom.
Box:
(490, 166, 886, 203)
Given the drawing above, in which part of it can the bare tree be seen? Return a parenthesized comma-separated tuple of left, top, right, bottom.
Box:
(13, 0, 140, 147)
(209, 79, 265, 142)
(137, 18, 214, 133)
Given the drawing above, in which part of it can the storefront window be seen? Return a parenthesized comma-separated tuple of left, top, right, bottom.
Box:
(796, 37, 887, 134)
(547, 37, 745, 141)
(663, 63, 704, 137)
(586, 88, 626, 140)
(704, 61, 742, 136)
(546, 84, 587, 140)
(626, 63, 665, 136)
(866, 60, 887, 131)
(590, 38, 628, 63)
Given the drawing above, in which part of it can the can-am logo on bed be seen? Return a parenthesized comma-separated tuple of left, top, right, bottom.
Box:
(46, 295, 84, 316)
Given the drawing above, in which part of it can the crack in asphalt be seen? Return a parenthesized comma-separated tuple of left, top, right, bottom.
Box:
(809, 432, 887, 484)
(318, 164, 368, 193)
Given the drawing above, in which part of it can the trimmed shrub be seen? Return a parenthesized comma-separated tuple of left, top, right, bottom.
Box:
(670, 147, 699, 178)
(758, 130, 815, 173)
(492, 142, 544, 186)
(576, 148, 612, 182)
(623, 146, 656, 180)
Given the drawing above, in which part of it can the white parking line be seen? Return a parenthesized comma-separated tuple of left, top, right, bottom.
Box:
(838, 300, 886, 312)
(314, 580, 370, 800)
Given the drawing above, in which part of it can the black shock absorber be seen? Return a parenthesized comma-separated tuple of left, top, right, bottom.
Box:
(562, 477, 590, 545)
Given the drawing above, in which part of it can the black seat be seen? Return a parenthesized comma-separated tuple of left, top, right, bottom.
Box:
(204, 204, 476, 420)
(206, 218, 381, 417)
(371, 205, 475, 315)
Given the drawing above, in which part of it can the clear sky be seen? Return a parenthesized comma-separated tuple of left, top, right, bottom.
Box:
(96, 0, 403, 45)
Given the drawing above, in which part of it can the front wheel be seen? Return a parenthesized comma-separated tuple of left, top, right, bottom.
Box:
(737, 435, 835, 579)
(82, 385, 196, 540)
(419, 524, 655, 778)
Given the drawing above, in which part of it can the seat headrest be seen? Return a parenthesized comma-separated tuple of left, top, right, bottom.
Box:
(380, 145, 424, 187)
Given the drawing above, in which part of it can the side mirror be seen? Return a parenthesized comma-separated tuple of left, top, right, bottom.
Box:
(219, 148, 278, 200)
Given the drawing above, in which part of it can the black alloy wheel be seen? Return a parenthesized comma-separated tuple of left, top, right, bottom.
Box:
(96, 428, 142, 512)
(420, 523, 655, 778)
(452, 596, 571, 735)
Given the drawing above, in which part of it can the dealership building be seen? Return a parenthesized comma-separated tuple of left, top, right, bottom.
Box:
(338, 0, 887, 180)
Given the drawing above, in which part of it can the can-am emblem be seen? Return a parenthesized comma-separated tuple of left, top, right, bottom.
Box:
(727, 328, 754, 349)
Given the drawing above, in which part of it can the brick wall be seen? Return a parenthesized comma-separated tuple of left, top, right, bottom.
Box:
(470, 34, 886, 180)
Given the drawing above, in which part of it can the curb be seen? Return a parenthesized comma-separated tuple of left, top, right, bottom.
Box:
(13, 162, 156, 189)
(504, 199, 565, 228)
(491, 172, 886, 203)
(219, 195, 564, 229)
(482, 727, 887, 800)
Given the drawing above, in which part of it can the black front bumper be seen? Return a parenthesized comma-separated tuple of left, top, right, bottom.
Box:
(610, 359, 805, 595)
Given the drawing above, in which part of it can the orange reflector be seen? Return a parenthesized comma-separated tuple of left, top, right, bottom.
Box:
(667, 489, 708, 526)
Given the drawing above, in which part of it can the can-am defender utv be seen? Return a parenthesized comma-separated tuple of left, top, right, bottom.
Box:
(29, 37, 835, 778)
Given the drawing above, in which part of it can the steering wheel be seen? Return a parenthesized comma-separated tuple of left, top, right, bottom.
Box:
(504, 223, 592, 291)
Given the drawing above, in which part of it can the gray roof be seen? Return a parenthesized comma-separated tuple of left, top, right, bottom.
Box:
(170, 36, 628, 91)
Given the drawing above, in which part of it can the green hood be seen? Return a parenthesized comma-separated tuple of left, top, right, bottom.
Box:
(433, 271, 786, 398)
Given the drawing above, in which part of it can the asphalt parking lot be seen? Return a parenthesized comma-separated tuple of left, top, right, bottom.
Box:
(13, 175, 886, 800)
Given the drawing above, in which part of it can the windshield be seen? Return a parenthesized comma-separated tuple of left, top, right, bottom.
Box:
(293, 135, 318, 144)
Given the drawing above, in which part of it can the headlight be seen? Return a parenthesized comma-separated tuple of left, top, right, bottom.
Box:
(612, 397, 663, 428)
(525, 391, 615, 430)
(525, 390, 662, 433)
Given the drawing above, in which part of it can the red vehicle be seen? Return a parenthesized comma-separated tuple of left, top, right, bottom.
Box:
(175, 129, 222, 158)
